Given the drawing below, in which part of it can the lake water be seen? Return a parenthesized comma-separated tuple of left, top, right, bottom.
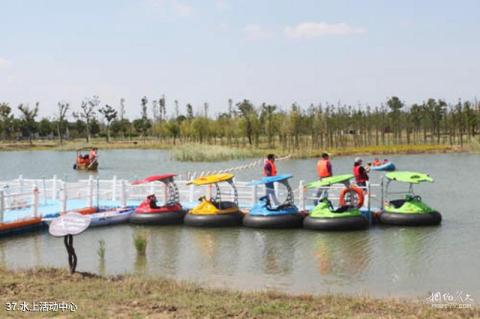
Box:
(0, 150, 479, 300)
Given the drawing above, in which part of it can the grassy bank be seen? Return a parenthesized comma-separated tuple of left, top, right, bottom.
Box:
(171, 143, 264, 161)
(0, 267, 477, 318)
(0, 138, 467, 162)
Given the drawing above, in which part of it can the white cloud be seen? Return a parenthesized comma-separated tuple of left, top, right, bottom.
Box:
(243, 24, 273, 41)
(173, 1, 193, 17)
(0, 57, 12, 68)
(285, 22, 366, 39)
(215, 0, 229, 10)
(148, 0, 193, 17)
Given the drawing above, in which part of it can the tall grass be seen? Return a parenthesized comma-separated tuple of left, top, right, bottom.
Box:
(171, 143, 264, 162)
(133, 228, 148, 256)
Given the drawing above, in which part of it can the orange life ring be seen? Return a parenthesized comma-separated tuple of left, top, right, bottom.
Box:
(339, 186, 364, 208)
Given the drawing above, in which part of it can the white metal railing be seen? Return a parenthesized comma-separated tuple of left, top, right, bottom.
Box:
(1, 175, 385, 223)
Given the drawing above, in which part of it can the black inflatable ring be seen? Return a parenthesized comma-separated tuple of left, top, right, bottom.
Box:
(379, 211, 442, 226)
(129, 210, 186, 225)
(184, 211, 244, 227)
(303, 215, 369, 231)
(243, 214, 303, 229)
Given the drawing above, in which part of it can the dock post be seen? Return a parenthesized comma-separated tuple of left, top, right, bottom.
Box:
(19, 175, 24, 193)
(298, 180, 305, 212)
(42, 176, 47, 205)
(88, 176, 94, 207)
(0, 190, 4, 222)
(251, 182, 257, 206)
(52, 175, 57, 200)
(189, 180, 195, 203)
(60, 186, 67, 214)
(120, 180, 127, 207)
(32, 187, 39, 218)
(112, 176, 117, 202)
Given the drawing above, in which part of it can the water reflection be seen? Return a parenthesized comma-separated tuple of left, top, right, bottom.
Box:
(380, 227, 440, 278)
(190, 228, 241, 276)
(311, 232, 371, 278)
(148, 226, 183, 276)
(251, 230, 296, 275)
(134, 255, 147, 273)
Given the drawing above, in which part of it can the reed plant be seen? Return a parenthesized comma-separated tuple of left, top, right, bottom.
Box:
(97, 240, 106, 259)
(133, 228, 148, 256)
(171, 143, 263, 162)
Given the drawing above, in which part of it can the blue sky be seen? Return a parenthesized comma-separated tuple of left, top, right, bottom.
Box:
(1, 0, 479, 118)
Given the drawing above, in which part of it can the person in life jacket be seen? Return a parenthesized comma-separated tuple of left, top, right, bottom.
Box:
(89, 148, 97, 162)
(372, 158, 382, 166)
(263, 154, 280, 207)
(353, 157, 369, 190)
(315, 153, 332, 204)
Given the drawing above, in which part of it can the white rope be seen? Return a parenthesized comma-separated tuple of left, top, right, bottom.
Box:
(192, 155, 292, 177)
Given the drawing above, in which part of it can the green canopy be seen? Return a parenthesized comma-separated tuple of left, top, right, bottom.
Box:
(385, 171, 433, 184)
(307, 174, 354, 188)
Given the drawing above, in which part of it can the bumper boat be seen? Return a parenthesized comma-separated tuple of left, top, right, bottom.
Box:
(303, 174, 369, 231)
(184, 173, 243, 227)
(129, 174, 186, 225)
(370, 161, 395, 172)
(243, 174, 303, 229)
(379, 171, 441, 226)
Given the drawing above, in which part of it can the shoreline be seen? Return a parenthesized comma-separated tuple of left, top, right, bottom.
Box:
(0, 139, 470, 160)
(0, 267, 477, 318)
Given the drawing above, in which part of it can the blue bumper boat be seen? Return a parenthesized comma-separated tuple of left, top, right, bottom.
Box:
(243, 174, 303, 229)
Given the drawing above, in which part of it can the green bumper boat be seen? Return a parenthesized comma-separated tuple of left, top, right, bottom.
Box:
(379, 171, 441, 226)
(304, 174, 369, 231)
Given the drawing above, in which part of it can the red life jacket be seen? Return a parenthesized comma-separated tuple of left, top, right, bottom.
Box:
(317, 159, 331, 178)
(263, 160, 277, 176)
(353, 165, 368, 183)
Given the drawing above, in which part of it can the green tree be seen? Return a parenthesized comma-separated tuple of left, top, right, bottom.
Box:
(99, 104, 118, 142)
(18, 102, 39, 145)
(73, 96, 99, 142)
(0, 102, 14, 140)
(56, 101, 70, 144)
(237, 99, 258, 145)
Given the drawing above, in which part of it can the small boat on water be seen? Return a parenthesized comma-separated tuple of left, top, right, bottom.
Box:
(370, 161, 396, 172)
(129, 174, 186, 225)
(243, 174, 303, 229)
(304, 174, 369, 231)
(184, 173, 243, 227)
(379, 171, 441, 226)
(88, 206, 135, 227)
(73, 147, 99, 171)
(0, 217, 45, 237)
(43, 206, 134, 227)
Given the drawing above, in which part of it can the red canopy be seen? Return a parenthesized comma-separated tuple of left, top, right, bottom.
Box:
(131, 174, 176, 185)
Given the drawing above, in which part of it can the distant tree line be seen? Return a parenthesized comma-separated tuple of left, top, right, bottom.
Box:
(0, 96, 479, 148)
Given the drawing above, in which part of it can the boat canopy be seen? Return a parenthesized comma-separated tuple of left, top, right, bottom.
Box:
(307, 174, 354, 188)
(385, 171, 433, 184)
(250, 174, 293, 185)
(131, 174, 176, 185)
(189, 173, 234, 185)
